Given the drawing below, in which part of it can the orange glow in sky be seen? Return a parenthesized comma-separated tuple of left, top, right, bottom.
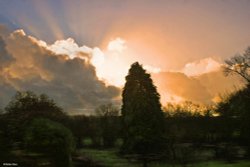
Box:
(1, 0, 249, 106)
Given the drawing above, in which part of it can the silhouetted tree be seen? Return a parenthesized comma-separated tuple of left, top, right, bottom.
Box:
(5, 91, 67, 144)
(217, 86, 250, 157)
(121, 62, 166, 167)
(5, 91, 65, 120)
(163, 101, 212, 118)
(95, 103, 119, 147)
(224, 46, 250, 84)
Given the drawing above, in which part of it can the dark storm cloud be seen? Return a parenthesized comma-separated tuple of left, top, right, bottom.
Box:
(0, 29, 120, 113)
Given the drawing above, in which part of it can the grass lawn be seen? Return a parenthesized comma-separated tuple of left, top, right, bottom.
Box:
(79, 148, 250, 167)
(79, 148, 140, 167)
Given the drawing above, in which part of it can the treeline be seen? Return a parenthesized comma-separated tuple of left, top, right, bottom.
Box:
(0, 88, 249, 167)
(0, 88, 250, 166)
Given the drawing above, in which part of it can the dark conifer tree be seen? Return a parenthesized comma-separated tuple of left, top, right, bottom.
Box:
(121, 62, 166, 166)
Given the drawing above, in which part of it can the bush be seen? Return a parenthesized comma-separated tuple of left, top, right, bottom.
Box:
(24, 118, 75, 167)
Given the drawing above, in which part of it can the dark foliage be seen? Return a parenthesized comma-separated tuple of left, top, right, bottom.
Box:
(4, 91, 67, 144)
(5, 91, 66, 120)
(68, 115, 90, 148)
(0, 114, 11, 160)
(217, 85, 250, 156)
(121, 62, 167, 166)
(24, 118, 75, 167)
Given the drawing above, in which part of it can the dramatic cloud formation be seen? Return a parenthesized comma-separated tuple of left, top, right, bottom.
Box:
(46, 38, 92, 59)
(0, 29, 17, 107)
(46, 38, 106, 71)
(0, 28, 120, 114)
(153, 72, 212, 104)
(153, 68, 244, 105)
(0, 26, 245, 112)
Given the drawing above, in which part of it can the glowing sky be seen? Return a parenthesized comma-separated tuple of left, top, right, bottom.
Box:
(1, 0, 250, 69)
(0, 0, 249, 113)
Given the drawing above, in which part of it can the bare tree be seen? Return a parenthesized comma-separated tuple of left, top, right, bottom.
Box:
(95, 103, 119, 117)
(224, 47, 250, 84)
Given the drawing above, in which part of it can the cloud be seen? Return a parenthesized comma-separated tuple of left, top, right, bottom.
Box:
(0, 36, 16, 108)
(0, 37, 13, 70)
(40, 36, 126, 88)
(107, 38, 127, 53)
(153, 72, 213, 104)
(152, 67, 243, 105)
(0, 24, 12, 37)
(144, 65, 161, 74)
(91, 47, 105, 67)
(46, 38, 92, 59)
(0, 28, 120, 113)
(182, 57, 221, 76)
(46, 38, 105, 78)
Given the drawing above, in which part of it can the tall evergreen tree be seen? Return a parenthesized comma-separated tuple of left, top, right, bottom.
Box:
(121, 62, 166, 166)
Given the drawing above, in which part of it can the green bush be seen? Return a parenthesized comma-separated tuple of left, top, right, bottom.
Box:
(24, 118, 75, 167)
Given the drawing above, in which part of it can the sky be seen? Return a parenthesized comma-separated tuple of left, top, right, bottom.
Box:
(0, 0, 249, 114)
